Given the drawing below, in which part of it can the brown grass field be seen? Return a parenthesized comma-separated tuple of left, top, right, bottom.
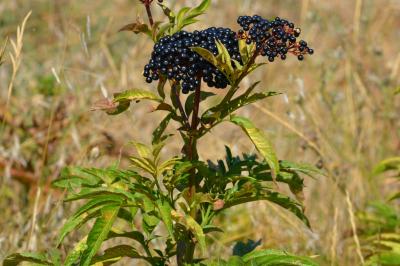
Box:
(0, 0, 399, 265)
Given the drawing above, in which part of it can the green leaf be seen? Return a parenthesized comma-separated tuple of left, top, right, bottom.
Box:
(152, 113, 172, 145)
(130, 156, 156, 175)
(156, 198, 175, 240)
(53, 167, 101, 189)
(107, 230, 146, 247)
(72, 194, 124, 220)
(158, 3, 175, 22)
(80, 205, 121, 266)
(176, 7, 191, 29)
(216, 40, 234, 75)
(238, 39, 249, 64)
(132, 142, 152, 158)
(64, 237, 87, 266)
(191, 46, 217, 66)
(190, 0, 211, 16)
(373, 157, 400, 175)
(90, 245, 141, 265)
(203, 225, 224, 234)
(185, 91, 216, 116)
(157, 76, 167, 99)
(57, 206, 102, 246)
(156, 23, 174, 41)
(280, 160, 324, 178)
(48, 249, 62, 266)
(175, 0, 211, 31)
(366, 251, 400, 265)
(113, 89, 162, 104)
(230, 116, 280, 179)
(242, 249, 318, 266)
(3, 252, 52, 266)
(185, 215, 206, 254)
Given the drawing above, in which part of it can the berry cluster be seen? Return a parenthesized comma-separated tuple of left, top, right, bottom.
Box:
(143, 15, 313, 93)
(143, 27, 241, 93)
(237, 15, 313, 62)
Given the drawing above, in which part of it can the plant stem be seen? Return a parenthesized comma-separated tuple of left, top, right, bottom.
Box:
(172, 83, 190, 130)
(144, 1, 154, 26)
(177, 83, 202, 266)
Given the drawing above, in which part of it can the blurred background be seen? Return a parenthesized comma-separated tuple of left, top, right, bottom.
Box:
(0, 0, 399, 265)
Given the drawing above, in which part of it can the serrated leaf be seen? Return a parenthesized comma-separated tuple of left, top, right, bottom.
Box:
(80, 205, 121, 266)
(114, 89, 162, 104)
(230, 116, 279, 179)
(3, 252, 52, 266)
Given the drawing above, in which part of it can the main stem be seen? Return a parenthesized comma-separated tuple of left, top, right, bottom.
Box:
(177, 84, 202, 266)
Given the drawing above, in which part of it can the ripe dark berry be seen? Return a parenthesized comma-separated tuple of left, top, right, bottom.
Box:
(143, 27, 243, 93)
(143, 15, 313, 92)
(236, 15, 313, 62)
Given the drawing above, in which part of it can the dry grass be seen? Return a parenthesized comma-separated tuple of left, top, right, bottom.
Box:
(0, 0, 399, 265)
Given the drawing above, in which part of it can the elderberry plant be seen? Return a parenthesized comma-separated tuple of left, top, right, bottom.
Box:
(5, 1, 321, 265)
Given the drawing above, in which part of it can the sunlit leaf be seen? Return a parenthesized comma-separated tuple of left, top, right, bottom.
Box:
(114, 88, 162, 103)
(156, 198, 175, 240)
(230, 116, 279, 179)
(80, 205, 121, 266)
(185, 215, 206, 254)
(64, 237, 87, 266)
(191, 46, 217, 66)
(132, 142, 152, 159)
